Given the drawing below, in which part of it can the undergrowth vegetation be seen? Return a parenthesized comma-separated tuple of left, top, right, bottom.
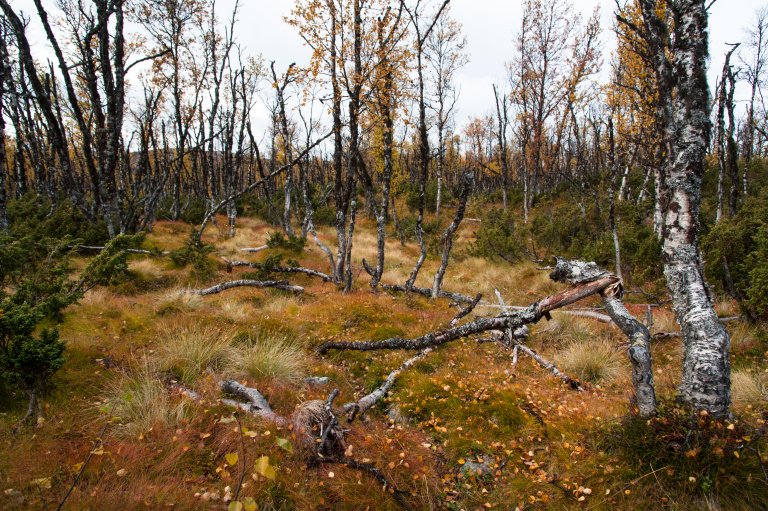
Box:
(1, 203, 766, 510)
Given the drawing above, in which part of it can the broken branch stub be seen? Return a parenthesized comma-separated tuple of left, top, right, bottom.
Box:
(549, 258, 656, 417)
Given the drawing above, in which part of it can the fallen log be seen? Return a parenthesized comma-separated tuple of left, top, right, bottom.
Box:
(477, 303, 613, 323)
(220, 380, 288, 427)
(319, 268, 620, 354)
(192, 279, 304, 296)
(240, 245, 268, 253)
(76, 245, 169, 256)
(222, 258, 332, 282)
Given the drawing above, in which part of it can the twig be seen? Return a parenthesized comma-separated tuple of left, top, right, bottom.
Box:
(233, 413, 247, 502)
(56, 406, 114, 511)
(315, 457, 413, 510)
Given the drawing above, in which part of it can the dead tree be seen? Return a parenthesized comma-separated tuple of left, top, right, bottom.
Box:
(431, 171, 473, 298)
(492, 84, 511, 210)
(548, 259, 656, 417)
(403, 0, 451, 291)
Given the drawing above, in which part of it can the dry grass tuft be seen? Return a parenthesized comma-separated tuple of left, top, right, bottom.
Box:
(156, 289, 205, 315)
(729, 322, 759, 353)
(104, 369, 191, 437)
(219, 298, 251, 323)
(157, 323, 235, 385)
(232, 332, 308, 384)
(555, 339, 623, 383)
(129, 258, 166, 280)
(731, 370, 767, 407)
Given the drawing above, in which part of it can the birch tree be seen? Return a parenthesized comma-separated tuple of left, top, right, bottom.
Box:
(619, 0, 732, 417)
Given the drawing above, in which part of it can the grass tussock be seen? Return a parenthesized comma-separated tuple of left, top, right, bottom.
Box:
(731, 369, 767, 407)
(104, 369, 190, 437)
(157, 323, 234, 385)
(554, 339, 623, 383)
(729, 322, 760, 353)
(156, 289, 205, 315)
(232, 332, 308, 384)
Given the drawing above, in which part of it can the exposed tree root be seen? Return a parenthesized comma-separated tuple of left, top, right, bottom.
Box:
(218, 380, 409, 508)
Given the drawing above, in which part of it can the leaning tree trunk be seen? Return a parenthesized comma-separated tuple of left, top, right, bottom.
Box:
(637, 0, 731, 417)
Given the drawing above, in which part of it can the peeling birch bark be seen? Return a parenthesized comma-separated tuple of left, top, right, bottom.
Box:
(192, 280, 304, 296)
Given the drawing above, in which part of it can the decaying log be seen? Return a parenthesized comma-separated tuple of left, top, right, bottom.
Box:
(343, 348, 434, 422)
(319, 268, 620, 354)
(549, 258, 656, 416)
(223, 258, 333, 282)
(192, 279, 304, 296)
(240, 245, 268, 253)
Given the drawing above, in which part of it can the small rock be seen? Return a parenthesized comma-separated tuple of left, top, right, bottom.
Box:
(460, 457, 493, 478)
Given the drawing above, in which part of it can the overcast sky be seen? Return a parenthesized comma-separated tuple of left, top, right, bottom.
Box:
(9, 0, 768, 133)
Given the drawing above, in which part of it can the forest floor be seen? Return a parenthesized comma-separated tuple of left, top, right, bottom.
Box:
(1, 213, 767, 510)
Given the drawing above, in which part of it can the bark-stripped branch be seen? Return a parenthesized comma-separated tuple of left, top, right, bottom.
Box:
(450, 293, 482, 326)
(192, 280, 304, 296)
(343, 348, 433, 422)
